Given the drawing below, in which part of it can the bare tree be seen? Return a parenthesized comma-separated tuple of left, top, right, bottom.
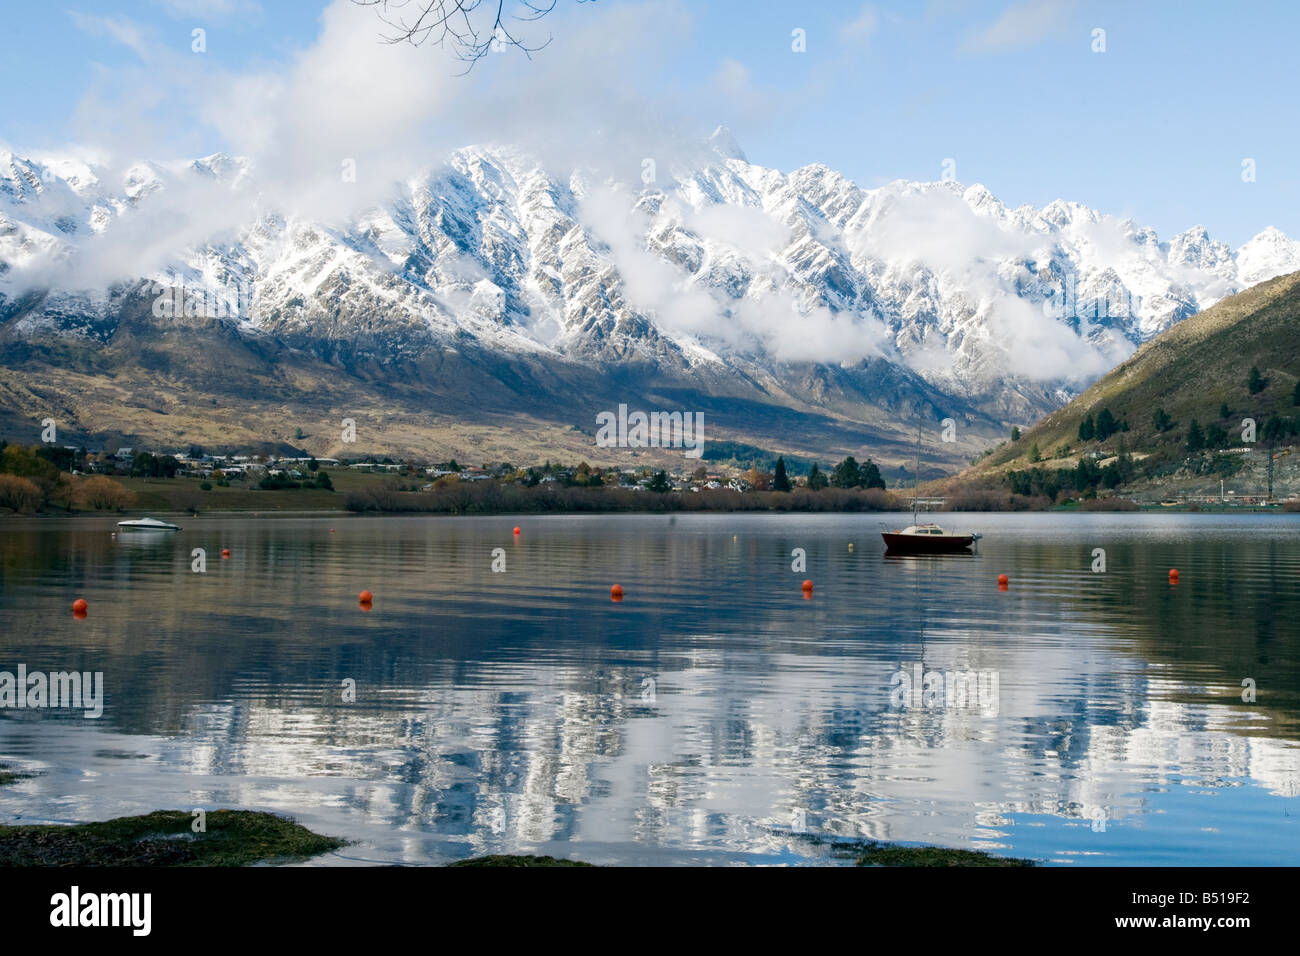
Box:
(353, 0, 591, 70)
(75, 476, 137, 512)
(0, 475, 43, 514)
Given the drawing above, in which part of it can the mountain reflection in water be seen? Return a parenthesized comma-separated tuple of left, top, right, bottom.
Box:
(1, 512, 1296, 865)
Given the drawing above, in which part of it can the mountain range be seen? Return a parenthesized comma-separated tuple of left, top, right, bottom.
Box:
(3, 128, 1298, 469)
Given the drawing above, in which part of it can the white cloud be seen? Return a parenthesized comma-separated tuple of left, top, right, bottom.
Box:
(963, 0, 1073, 54)
(712, 58, 751, 98)
(841, 4, 879, 43)
(11, 0, 1142, 384)
(196, 0, 452, 219)
(684, 203, 789, 258)
(845, 184, 1128, 382)
(69, 12, 154, 60)
(153, 0, 262, 19)
(577, 183, 890, 365)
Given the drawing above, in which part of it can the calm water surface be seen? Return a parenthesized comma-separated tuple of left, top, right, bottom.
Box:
(1, 511, 1297, 866)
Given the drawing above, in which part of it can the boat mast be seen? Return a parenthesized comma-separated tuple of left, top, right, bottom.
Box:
(913, 422, 921, 525)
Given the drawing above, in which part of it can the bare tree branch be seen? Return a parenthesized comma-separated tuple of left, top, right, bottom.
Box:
(352, 0, 588, 71)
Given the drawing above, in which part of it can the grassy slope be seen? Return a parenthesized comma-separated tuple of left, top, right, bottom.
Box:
(112, 469, 388, 512)
(971, 270, 1300, 478)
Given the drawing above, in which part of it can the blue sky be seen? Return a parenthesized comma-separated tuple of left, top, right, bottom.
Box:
(1, 0, 1295, 246)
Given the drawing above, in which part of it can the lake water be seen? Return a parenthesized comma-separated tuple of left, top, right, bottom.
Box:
(1, 511, 1297, 866)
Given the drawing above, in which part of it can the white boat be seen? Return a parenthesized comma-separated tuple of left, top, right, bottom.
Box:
(116, 517, 182, 531)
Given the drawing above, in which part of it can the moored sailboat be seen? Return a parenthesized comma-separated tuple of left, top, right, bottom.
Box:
(881, 426, 980, 554)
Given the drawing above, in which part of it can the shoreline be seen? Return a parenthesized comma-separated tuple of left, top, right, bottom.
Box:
(0, 814, 1034, 868)
(0, 779, 1034, 866)
(3, 503, 1294, 520)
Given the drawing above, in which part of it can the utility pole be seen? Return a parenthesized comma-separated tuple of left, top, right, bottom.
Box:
(1268, 445, 1275, 502)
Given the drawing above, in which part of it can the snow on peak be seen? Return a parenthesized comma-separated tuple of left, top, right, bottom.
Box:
(708, 126, 747, 163)
(3, 136, 1300, 421)
(1237, 226, 1300, 284)
(1167, 225, 1232, 272)
(962, 183, 1005, 217)
(1038, 199, 1098, 228)
(187, 153, 251, 187)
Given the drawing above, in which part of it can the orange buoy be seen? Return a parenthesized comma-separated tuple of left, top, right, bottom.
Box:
(610, 584, 623, 601)
(997, 574, 1009, 589)
(1169, 568, 1179, 582)
(221, 548, 231, 558)
(72, 598, 88, 613)
(359, 589, 373, 603)
(801, 579, 813, 593)
(513, 526, 521, 536)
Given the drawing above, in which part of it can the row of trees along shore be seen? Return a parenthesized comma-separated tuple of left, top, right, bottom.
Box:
(0, 443, 137, 514)
(345, 456, 893, 513)
(0, 442, 337, 515)
(0, 441, 899, 516)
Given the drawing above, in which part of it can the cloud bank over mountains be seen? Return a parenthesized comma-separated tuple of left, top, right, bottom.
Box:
(3, 0, 1300, 451)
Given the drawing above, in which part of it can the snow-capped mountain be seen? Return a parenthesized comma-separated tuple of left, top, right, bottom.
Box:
(2, 130, 1297, 460)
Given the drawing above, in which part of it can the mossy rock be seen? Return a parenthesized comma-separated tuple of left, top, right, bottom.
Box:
(448, 854, 595, 867)
(0, 810, 346, 867)
(783, 829, 1035, 867)
(855, 842, 1034, 867)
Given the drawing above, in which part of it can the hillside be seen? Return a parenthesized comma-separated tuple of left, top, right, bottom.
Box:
(965, 269, 1300, 499)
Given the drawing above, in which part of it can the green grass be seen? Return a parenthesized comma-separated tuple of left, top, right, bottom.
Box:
(114, 471, 391, 513)
(0, 810, 346, 866)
